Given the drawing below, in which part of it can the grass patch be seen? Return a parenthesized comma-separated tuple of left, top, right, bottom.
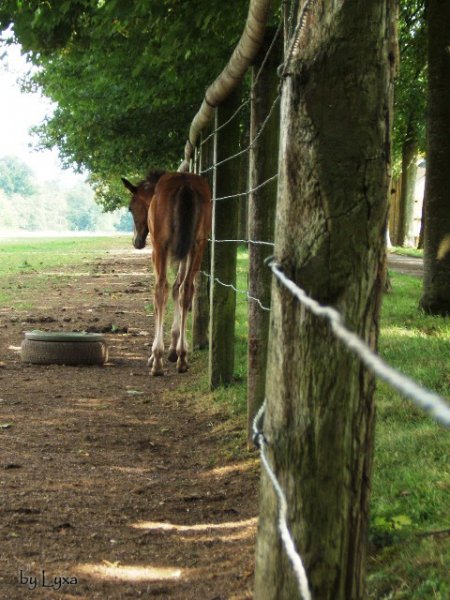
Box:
(0, 235, 130, 306)
(369, 271, 450, 598)
(390, 246, 424, 259)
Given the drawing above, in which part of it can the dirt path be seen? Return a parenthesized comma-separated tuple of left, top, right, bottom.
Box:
(0, 248, 258, 599)
(387, 252, 423, 278)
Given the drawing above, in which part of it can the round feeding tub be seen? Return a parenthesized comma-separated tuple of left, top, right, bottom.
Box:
(21, 331, 109, 366)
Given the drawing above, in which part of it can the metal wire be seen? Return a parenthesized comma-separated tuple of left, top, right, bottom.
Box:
(215, 173, 278, 202)
(270, 261, 450, 427)
(201, 94, 280, 175)
(209, 238, 275, 247)
(281, 0, 315, 78)
(253, 401, 312, 600)
(200, 271, 271, 312)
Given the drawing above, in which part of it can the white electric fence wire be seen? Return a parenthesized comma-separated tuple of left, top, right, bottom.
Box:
(209, 238, 275, 247)
(215, 173, 278, 202)
(270, 262, 450, 427)
(201, 94, 280, 175)
(200, 271, 271, 312)
(282, 0, 315, 77)
(253, 401, 312, 600)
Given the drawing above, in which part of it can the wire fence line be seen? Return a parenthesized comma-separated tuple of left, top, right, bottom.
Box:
(199, 270, 271, 312)
(215, 173, 279, 202)
(208, 238, 275, 247)
(269, 261, 450, 427)
(281, 0, 316, 78)
(200, 94, 281, 175)
(253, 401, 312, 600)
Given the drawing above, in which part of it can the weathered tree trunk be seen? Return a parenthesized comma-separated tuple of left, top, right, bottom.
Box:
(192, 126, 214, 349)
(418, 195, 425, 249)
(397, 135, 418, 247)
(254, 1, 395, 599)
(209, 87, 241, 388)
(420, 0, 450, 314)
(247, 29, 281, 446)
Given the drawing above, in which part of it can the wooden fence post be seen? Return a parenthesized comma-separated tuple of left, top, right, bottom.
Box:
(247, 30, 281, 444)
(209, 87, 242, 388)
(192, 125, 214, 349)
(238, 123, 250, 241)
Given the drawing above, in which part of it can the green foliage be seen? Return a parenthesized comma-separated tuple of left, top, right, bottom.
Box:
(392, 0, 427, 173)
(0, 155, 130, 232)
(0, 0, 254, 209)
(0, 155, 36, 196)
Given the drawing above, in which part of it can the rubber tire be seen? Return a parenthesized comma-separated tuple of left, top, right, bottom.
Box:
(21, 338, 108, 366)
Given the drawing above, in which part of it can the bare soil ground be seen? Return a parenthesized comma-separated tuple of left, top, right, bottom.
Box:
(0, 247, 259, 599)
(387, 253, 424, 278)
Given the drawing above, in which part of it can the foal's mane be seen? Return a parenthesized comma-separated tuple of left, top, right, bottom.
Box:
(139, 169, 166, 192)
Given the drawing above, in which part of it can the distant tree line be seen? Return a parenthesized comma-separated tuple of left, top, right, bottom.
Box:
(0, 0, 251, 210)
(0, 155, 131, 232)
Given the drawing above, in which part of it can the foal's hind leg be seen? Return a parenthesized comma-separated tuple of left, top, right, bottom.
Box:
(148, 248, 169, 376)
(176, 241, 206, 373)
(168, 260, 186, 363)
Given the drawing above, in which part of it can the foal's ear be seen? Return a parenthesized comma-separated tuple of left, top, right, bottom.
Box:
(121, 177, 138, 194)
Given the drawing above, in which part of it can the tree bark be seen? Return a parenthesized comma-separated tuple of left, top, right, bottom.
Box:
(247, 28, 281, 446)
(254, 1, 395, 598)
(420, 0, 450, 314)
(397, 135, 418, 247)
(209, 87, 241, 388)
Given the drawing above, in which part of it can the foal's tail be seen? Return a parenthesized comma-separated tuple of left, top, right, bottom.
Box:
(172, 185, 199, 261)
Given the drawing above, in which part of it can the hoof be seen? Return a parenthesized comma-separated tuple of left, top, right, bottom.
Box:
(151, 368, 164, 377)
(167, 348, 178, 363)
(177, 360, 189, 374)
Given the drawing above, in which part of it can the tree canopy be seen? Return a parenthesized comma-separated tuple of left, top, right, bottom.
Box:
(0, 155, 36, 196)
(0, 0, 251, 208)
(0, 2, 428, 209)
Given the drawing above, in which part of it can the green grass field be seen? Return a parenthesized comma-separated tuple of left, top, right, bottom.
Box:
(0, 235, 131, 308)
(1, 237, 448, 598)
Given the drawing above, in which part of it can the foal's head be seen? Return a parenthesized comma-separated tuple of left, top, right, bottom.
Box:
(121, 171, 165, 249)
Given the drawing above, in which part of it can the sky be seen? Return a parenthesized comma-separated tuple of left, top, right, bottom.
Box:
(0, 43, 83, 184)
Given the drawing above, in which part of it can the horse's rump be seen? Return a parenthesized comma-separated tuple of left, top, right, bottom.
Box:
(172, 185, 199, 260)
(154, 173, 211, 262)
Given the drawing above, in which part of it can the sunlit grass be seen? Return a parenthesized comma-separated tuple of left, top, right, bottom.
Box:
(369, 271, 450, 599)
(0, 235, 131, 305)
(389, 246, 424, 258)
